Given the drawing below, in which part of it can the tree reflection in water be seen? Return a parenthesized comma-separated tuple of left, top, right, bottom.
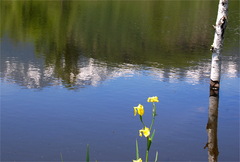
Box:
(204, 88, 219, 162)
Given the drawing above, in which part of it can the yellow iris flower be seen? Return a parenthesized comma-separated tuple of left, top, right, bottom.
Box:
(147, 96, 159, 102)
(134, 104, 144, 116)
(133, 158, 142, 162)
(139, 127, 150, 137)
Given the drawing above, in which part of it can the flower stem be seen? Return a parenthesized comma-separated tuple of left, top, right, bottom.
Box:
(140, 115, 145, 127)
(145, 150, 149, 162)
(150, 103, 156, 131)
(149, 116, 155, 131)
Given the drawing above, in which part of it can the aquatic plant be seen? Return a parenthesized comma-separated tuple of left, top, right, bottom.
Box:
(133, 96, 159, 162)
(61, 96, 159, 162)
(60, 144, 90, 162)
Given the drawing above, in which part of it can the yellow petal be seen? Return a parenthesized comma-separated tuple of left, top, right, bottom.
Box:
(137, 104, 143, 109)
(147, 97, 151, 102)
(137, 104, 144, 116)
(139, 127, 150, 137)
(138, 107, 144, 116)
(134, 104, 144, 116)
(133, 107, 137, 116)
(147, 96, 159, 102)
(143, 127, 150, 137)
(133, 158, 142, 162)
(139, 129, 143, 137)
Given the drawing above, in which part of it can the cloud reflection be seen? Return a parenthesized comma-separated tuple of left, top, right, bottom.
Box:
(1, 55, 239, 89)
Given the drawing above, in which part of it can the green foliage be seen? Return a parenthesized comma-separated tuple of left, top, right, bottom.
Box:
(1, 1, 239, 88)
(86, 144, 90, 162)
(154, 151, 158, 162)
(1, 1, 218, 65)
(136, 139, 139, 160)
(60, 152, 64, 162)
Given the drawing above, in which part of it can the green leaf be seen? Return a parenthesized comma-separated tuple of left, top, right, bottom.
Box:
(147, 137, 152, 151)
(60, 152, 64, 162)
(150, 129, 156, 141)
(147, 130, 155, 151)
(145, 150, 149, 162)
(86, 144, 90, 162)
(136, 139, 139, 159)
(154, 151, 158, 162)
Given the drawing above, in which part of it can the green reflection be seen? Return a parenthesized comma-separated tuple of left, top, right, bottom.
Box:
(1, 0, 239, 88)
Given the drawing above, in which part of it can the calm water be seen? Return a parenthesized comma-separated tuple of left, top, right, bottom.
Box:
(1, 1, 239, 161)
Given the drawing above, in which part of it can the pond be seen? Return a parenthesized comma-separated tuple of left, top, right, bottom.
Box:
(1, 1, 239, 161)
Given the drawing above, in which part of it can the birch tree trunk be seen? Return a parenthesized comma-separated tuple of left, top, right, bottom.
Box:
(210, 0, 229, 89)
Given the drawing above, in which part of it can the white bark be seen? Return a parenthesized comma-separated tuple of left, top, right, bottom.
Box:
(210, 0, 228, 83)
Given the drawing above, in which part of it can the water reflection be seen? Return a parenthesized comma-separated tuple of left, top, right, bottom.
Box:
(1, 2, 239, 161)
(1, 37, 239, 89)
(204, 89, 220, 162)
(1, 0, 239, 89)
(1, 44, 239, 89)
